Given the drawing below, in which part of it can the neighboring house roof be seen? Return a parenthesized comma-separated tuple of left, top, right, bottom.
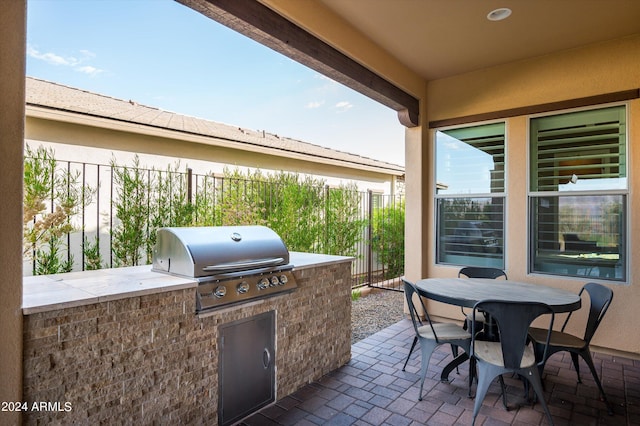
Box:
(25, 77, 404, 176)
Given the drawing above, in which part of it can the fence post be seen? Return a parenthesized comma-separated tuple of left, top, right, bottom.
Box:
(66, 161, 72, 269)
(187, 168, 193, 204)
(109, 166, 114, 268)
(367, 189, 373, 286)
(81, 162, 86, 271)
(325, 185, 330, 252)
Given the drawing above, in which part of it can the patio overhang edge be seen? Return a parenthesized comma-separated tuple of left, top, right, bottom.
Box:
(429, 89, 640, 128)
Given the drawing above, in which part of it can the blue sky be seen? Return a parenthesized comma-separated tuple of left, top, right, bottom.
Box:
(26, 0, 405, 166)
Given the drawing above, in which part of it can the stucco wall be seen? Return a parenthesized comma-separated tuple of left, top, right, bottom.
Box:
(25, 114, 398, 193)
(0, 2, 26, 425)
(424, 35, 640, 356)
(427, 35, 640, 122)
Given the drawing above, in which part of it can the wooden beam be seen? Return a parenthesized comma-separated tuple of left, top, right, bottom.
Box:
(177, 0, 420, 127)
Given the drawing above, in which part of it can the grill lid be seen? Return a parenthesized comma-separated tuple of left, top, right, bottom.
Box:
(152, 226, 290, 278)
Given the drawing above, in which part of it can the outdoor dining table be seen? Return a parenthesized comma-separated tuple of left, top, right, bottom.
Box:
(415, 277, 582, 382)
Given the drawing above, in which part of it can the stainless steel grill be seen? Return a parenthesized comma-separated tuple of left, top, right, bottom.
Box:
(152, 225, 297, 313)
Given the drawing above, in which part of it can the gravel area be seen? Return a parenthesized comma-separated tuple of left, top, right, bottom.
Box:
(351, 289, 406, 344)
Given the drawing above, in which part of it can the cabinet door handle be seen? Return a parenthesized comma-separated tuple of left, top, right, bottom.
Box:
(263, 348, 271, 369)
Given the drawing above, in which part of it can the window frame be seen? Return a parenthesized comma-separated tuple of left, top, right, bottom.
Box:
(433, 120, 507, 269)
(527, 102, 629, 283)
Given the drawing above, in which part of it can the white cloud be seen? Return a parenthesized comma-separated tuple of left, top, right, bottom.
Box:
(335, 101, 353, 112)
(27, 45, 104, 75)
(305, 101, 324, 109)
(27, 45, 76, 66)
(76, 65, 102, 76)
(79, 49, 96, 58)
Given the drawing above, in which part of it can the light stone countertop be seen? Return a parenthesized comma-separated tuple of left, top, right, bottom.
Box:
(22, 265, 197, 315)
(289, 251, 353, 269)
(22, 252, 353, 315)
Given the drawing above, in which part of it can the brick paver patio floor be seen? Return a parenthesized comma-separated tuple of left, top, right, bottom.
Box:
(244, 318, 640, 425)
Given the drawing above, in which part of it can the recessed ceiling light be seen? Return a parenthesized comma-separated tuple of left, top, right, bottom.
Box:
(487, 8, 512, 21)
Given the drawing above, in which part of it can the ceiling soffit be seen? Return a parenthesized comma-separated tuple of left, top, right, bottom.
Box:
(319, 0, 640, 80)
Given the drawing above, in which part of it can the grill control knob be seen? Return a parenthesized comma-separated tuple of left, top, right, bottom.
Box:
(269, 276, 279, 287)
(237, 281, 250, 294)
(214, 286, 227, 298)
(278, 275, 288, 285)
(257, 278, 269, 290)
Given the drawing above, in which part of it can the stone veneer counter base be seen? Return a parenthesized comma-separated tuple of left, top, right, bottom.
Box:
(22, 252, 353, 425)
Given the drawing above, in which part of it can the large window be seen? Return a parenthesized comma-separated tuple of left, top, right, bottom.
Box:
(529, 105, 627, 281)
(436, 123, 505, 268)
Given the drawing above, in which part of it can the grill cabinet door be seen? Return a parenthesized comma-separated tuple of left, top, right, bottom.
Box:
(219, 311, 275, 426)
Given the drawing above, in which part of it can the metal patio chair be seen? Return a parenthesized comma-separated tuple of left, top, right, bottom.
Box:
(458, 267, 508, 334)
(528, 282, 614, 415)
(402, 278, 472, 401)
(470, 300, 555, 426)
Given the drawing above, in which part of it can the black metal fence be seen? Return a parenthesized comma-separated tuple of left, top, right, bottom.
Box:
(24, 155, 404, 290)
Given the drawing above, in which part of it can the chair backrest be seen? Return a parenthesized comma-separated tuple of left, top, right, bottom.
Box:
(472, 300, 554, 369)
(458, 266, 507, 280)
(576, 282, 613, 343)
(402, 278, 439, 341)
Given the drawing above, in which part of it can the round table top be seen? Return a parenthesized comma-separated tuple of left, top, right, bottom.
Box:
(416, 278, 581, 313)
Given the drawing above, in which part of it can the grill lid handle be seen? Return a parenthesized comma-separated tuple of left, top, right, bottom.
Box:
(202, 257, 285, 272)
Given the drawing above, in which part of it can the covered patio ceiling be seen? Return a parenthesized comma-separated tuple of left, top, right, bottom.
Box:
(316, 0, 640, 81)
(178, 0, 640, 127)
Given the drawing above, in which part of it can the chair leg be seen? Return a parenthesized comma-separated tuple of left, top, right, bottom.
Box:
(580, 350, 614, 415)
(523, 376, 530, 399)
(468, 356, 476, 398)
(417, 340, 438, 401)
(472, 363, 502, 426)
(451, 344, 459, 373)
(498, 375, 509, 410)
(534, 344, 561, 392)
(403, 336, 418, 371)
(570, 352, 582, 383)
(523, 367, 554, 426)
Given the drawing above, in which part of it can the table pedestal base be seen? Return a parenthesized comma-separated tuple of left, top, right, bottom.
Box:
(441, 353, 469, 382)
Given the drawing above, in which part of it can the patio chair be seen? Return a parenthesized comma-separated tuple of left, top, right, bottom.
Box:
(470, 300, 555, 426)
(458, 266, 508, 280)
(402, 278, 472, 401)
(528, 282, 614, 415)
(458, 267, 508, 334)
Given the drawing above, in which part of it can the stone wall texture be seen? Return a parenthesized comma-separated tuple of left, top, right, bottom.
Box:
(22, 262, 352, 425)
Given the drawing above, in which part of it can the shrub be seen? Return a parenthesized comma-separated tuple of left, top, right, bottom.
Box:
(26, 152, 369, 273)
(23, 145, 92, 274)
(110, 156, 149, 267)
(371, 199, 405, 279)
